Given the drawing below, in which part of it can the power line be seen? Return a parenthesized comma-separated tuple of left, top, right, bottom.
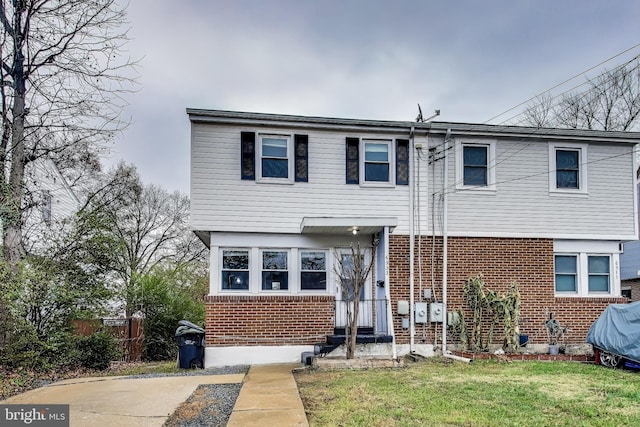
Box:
(484, 43, 640, 124)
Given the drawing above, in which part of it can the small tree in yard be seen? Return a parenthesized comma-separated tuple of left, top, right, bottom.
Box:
(334, 239, 377, 359)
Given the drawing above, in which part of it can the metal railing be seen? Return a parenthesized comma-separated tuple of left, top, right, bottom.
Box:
(334, 298, 389, 335)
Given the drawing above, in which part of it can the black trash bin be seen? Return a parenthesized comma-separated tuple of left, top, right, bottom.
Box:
(175, 320, 205, 369)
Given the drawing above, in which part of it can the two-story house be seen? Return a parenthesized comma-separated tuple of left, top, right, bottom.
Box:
(188, 109, 640, 367)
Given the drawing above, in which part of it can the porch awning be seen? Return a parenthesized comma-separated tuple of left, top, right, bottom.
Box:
(300, 216, 397, 235)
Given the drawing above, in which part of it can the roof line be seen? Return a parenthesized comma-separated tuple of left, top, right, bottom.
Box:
(186, 108, 640, 142)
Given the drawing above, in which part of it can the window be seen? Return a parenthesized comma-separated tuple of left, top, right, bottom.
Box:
(549, 143, 587, 194)
(41, 190, 52, 225)
(300, 251, 327, 290)
(262, 250, 288, 290)
(554, 250, 615, 296)
(260, 135, 290, 179)
(588, 255, 610, 293)
(222, 250, 249, 290)
(455, 140, 496, 191)
(363, 141, 391, 183)
(240, 132, 308, 182)
(555, 255, 577, 292)
(463, 146, 488, 186)
(556, 149, 579, 189)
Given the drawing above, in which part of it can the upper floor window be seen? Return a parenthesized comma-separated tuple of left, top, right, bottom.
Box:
(455, 139, 496, 191)
(221, 250, 250, 290)
(549, 143, 587, 194)
(259, 135, 292, 181)
(463, 146, 488, 186)
(363, 141, 391, 183)
(240, 132, 308, 183)
(345, 137, 407, 186)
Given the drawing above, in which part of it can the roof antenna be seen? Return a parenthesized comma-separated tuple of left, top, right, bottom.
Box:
(416, 103, 440, 122)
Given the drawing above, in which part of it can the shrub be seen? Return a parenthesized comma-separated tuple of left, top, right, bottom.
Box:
(77, 331, 122, 370)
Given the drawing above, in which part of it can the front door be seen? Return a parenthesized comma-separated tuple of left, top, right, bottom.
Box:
(335, 249, 373, 328)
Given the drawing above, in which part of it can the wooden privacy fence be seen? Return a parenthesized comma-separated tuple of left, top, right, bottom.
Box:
(73, 318, 144, 362)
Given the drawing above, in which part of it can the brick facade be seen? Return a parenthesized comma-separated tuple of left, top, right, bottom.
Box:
(205, 295, 334, 346)
(621, 278, 640, 302)
(388, 235, 626, 347)
(204, 236, 625, 351)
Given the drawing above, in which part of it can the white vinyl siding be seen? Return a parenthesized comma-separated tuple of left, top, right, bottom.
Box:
(443, 139, 635, 239)
(191, 124, 418, 234)
(191, 123, 637, 240)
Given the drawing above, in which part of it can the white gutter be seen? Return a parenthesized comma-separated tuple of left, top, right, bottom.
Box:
(442, 129, 451, 353)
(409, 126, 416, 352)
(383, 226, 397, 360)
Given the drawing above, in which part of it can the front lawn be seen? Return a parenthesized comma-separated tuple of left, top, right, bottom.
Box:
(295, 359, 640, 426)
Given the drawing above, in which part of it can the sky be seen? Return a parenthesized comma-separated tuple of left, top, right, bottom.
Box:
(108, 0, 640, 194)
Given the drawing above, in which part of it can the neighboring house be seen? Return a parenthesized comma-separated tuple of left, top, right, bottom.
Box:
(620, 241, 640, 302)
(188, 109, 640, 367)
(1, 157, 81, 255)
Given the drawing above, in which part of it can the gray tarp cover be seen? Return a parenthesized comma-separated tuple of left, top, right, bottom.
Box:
(586, 301, 640, 363)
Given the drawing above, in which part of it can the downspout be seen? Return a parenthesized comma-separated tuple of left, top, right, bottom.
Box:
(383, 226, 397, 360)
(442, 129, 451, 353)
(409, 126, 416, 352)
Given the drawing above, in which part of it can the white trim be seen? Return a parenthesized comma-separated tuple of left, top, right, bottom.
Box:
(359, 138, 395, 187)
(455, 138, 497, 192)
(549, 142, 588, 195)
(553, 241, 621, 297)
(204, 345, 312, 367)
(633, 144, 639, 239)
(445, 230, 637, 240)
(256, 133, 294, 184)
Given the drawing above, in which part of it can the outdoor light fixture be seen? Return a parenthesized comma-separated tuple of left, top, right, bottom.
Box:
(352, 227, 359, 235)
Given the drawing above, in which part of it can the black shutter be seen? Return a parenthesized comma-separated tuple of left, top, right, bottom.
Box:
(346, 137, 359, 184)
(396, 139, 409, 185)
(241, 131, 255, 180)
(295, 134, 308, 182)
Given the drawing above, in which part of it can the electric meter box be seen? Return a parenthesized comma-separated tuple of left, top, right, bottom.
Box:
(415, 302, 428, 323)
(429, 302, 444, 323)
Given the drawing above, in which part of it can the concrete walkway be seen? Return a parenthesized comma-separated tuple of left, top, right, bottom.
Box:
(228, 363, 309, 426)
(2, 364, 308, 426)
(2, 373, 245, 426)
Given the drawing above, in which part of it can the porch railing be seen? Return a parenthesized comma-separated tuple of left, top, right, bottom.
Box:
(334, 298, 389, 335)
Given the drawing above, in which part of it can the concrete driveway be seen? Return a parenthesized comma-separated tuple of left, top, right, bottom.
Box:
(2, 373, 245, 427)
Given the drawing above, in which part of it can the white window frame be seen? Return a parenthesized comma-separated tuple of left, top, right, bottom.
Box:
(360, 139, 395, 187)
(549, 142, 588, 195)
(455, 139, 496, 192)
(300, 250, 329, 292)
(554, 252, 616, 297)
(220, 248, 251, 292)
(260, 249, 290, 291)
(257, 133, 294, 184)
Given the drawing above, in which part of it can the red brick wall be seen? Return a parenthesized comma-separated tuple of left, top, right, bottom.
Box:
(621, 278, 640, 302)
(388, 235, 626, 347)
(205, 295, 334, 346)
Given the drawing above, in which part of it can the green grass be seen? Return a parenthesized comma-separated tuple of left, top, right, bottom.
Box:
(294, 359, 640, 426)
(101, 361, 180, 376)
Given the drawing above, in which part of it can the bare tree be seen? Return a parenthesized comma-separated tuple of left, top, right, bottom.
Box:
(334, 239, 377, 359)
(522, 59, 640, 131)
(70, 163, 207, 316)
(0, 0, 137, 266)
